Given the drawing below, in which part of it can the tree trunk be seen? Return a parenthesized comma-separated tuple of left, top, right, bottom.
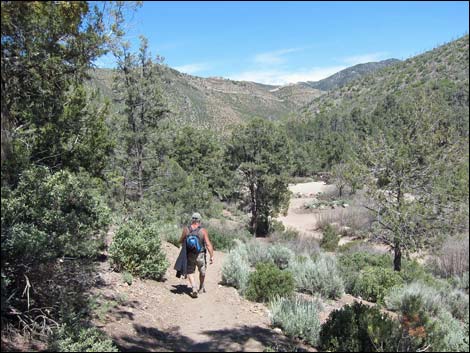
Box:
(394, 241, 402, 271)
(249, 181, 257, 237)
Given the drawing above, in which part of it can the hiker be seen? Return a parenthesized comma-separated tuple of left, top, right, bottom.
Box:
(178, 212, 214, 298)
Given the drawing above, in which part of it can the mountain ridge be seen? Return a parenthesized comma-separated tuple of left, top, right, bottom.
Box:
(89, 58, 405, 131)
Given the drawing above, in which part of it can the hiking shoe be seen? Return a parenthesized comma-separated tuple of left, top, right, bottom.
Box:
(190, 289, 198, 298)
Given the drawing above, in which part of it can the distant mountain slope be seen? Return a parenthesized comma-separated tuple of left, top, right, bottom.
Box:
(89, 65, 323, 132)
(306, 59, 401, 91)
(88, 55, 417, 132)
(303, 35, 469, 117)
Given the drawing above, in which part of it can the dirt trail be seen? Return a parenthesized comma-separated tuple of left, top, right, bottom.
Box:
(93, 242, 298, 352)
(277, 181, 336, 239)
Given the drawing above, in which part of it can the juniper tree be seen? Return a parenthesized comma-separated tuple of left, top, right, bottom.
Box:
(227, 117, 293, 236)
(112, 35, 168, 202)
(360, 88, 468, 271)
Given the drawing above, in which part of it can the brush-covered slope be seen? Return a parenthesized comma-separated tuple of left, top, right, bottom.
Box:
(302, 35, 469, 117)
(306, 59, 400, 91)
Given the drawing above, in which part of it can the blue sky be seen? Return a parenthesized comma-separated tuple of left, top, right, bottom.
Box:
(96, 1, 469, 85)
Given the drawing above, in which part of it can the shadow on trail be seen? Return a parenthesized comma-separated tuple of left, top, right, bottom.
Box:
(114, 324, 306, 352)
(170, 284, 193, 297)
(114, 325, 195, 352)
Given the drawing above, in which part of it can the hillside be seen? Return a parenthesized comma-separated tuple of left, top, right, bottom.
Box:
(88, 58, 404, 132)
(305, 59, 400, 91)
(89, 65, 322, 132)
(302, 35, 469, 117)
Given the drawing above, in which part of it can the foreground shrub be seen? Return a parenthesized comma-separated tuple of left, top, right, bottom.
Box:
(1, 167, 110, 332)
(289, 253, 344, 299)
(429, 310, 469, 352)
(221, 248, 250, 292)
(245, 263, 295, 302)
(352, 266, 403, 303)
(49, 325, 118, 352)
(394, 294, 469, 352)
(385, 281, 469, 322)
(385, 282, 442, 316)
(269, 296, 322, 346)
(319, 302, 398, 352)
(2, 167, 110, 268)
(109, 221, 169, 280)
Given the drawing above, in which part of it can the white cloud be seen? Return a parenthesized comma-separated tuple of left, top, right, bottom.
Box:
(173, 63, 211, 74)
(253, 48, 303, 65)
(342, 52, 389, 65)
(229, 65, 347, 85)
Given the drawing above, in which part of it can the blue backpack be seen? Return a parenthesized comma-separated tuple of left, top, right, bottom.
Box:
(186, 226, 203, 253)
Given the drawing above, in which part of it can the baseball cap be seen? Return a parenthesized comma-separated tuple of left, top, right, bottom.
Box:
(191, 212, 202, 221)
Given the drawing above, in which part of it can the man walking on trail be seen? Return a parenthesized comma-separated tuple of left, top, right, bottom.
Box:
(179, 212, 214, 298)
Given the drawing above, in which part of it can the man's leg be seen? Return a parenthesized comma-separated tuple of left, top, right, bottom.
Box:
(187, 255, 198, 297)
(199, 273, 206, 293)
(198, 253, 207, 293)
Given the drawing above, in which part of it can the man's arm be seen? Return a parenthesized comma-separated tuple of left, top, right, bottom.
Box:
(179, 227, 188, 245)
(203, 229, 214, 264)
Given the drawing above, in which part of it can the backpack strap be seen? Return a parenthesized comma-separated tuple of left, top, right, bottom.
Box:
(188, 225, 201, 235)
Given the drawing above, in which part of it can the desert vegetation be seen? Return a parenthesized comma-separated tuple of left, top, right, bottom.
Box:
(1, 1, 468, 352)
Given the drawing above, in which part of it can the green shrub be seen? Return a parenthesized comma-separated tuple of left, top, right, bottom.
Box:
(429, 310, 469, 352)
(393, 293, 469, 352)
(352, 266, 403, 303)
(221, 248, 250, 292)
(289, 253, 344, 299)
(320, 224, 339, 252)
(338, 252, 393, 292)
(50, 325, 118, 352)
(385, 281, 469, 322)
(109, 221, 169, 280)
(395, 294, 432, 352)
(267, 244, 295, 270)
(269, 296, 322, 346)
(2, 167, 110, 268)
(319, 302, 398, 352)
(400, 259, 443, 286)
(245, 263, 295, 302)
(385, 282, 442, 316)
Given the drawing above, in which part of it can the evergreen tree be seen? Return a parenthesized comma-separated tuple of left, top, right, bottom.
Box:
(113, 35, 168, 202)
(227, 118, 292, 236)
(1, 1, 112, 183)
(360, 88, 468, 271)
